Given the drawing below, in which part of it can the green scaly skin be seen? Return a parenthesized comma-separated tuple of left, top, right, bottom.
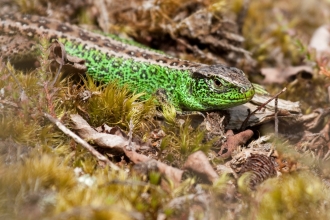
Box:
(0, 14, 255, 111)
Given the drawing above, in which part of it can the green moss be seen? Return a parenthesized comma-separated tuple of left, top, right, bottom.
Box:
(0, 152, 76, 219)
(79, 77, 157, 135)
(160, 118, 213, 166)
(254, 173, 329, 220)
(15, 0, 41, 14)
(3, 2, 330, 219)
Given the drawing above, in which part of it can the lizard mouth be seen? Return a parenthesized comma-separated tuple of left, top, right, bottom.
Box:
(227, 86, 255, 101)
(214, 86, 255, 106)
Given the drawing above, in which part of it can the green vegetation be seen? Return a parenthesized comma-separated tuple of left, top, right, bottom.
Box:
(2, 0, 330, 219)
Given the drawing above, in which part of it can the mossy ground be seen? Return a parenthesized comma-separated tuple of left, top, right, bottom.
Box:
(1, 0, 330, 219)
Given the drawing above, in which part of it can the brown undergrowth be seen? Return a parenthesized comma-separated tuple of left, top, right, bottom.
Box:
(1, 0, 330, 219)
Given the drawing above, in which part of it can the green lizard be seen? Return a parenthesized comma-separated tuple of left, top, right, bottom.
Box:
(0, 14, 255, 111)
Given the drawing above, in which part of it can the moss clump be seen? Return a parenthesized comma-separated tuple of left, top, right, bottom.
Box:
(254, 173, 329, 220)
(79, 77, 157, 135)
(160, 118, 214, 167)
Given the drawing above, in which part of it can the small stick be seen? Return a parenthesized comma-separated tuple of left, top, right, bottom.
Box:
(44, 113, 120, 170)
(4, 61, 29, 103)
(126, 119, 135, 151)
(4, 61, 24, 92)
(274, 96, 278, 136)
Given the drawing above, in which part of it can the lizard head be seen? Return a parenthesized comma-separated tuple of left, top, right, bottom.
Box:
(188, 64, 255, 110)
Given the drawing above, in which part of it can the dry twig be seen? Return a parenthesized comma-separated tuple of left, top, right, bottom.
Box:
(44, 113, 120, 170)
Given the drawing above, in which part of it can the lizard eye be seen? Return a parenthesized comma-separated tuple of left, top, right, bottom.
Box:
(213, 79, 222, 88)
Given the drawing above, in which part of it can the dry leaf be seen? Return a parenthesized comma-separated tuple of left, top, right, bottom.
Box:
(261, 66, 313, 84)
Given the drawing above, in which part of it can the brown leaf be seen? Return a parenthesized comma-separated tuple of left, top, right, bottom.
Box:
(49, 41, 87, 73)
(183, 151, 219, 184)
(309, 25, 330, 61)
(124, 149, 183, 188)
(218, 129, 254, 159)
(70, 114, 150, 155)
(261, 66, 313, 84)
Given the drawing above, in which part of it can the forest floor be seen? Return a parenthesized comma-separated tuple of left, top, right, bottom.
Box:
(1, 0, 330, 219)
